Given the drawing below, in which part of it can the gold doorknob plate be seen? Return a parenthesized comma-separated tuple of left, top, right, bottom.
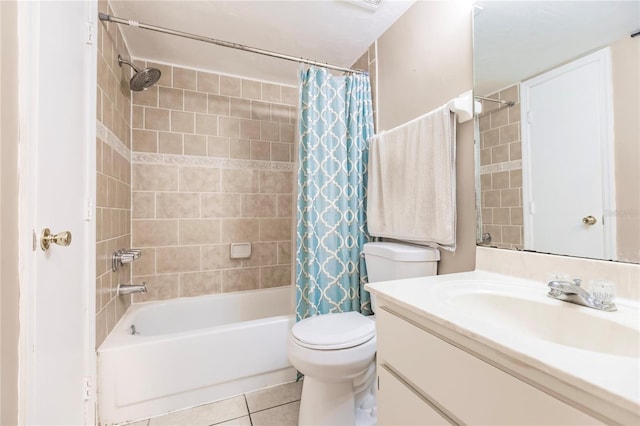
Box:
(582, 215, 597, 225)
(40, 228, 72, 251)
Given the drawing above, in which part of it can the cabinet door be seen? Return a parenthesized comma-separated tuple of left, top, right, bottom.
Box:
(378, 365, 452, 426)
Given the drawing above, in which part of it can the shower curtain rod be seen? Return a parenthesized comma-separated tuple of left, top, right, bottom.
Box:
(98, 13, 366, 74)
(475, 96, 515, 107)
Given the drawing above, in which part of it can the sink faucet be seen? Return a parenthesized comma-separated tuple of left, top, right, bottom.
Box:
(547, 278, 616, 311)
(117, 282, 147, 296)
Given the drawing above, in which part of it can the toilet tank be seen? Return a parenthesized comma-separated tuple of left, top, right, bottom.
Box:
(362, 242, 440, 283)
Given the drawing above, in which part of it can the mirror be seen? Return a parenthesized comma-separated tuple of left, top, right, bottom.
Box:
(473, 1, 639, 263)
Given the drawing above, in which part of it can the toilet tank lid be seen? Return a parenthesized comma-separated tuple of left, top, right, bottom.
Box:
(362, 242, 440, 262)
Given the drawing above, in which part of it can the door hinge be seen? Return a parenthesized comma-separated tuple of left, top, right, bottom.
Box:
(83, 376, 92, 401)
(85, 200, 93, 221)
(86, 21, 96, 45)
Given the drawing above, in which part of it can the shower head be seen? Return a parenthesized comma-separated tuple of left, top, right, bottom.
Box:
(117, 55, 161, 91)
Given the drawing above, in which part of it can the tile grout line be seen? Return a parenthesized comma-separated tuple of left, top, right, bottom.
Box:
(249, 398, 301, 415)
(242, 394, 254, 426)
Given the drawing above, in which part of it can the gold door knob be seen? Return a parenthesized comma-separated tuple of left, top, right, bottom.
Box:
(582, 215, 597, 225)
(40, 228, 72, 251)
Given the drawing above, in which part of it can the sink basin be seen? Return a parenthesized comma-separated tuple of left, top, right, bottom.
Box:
(443, 283, 640, 358)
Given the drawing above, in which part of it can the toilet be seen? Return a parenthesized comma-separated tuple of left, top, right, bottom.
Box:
(288, 242, 440, 426)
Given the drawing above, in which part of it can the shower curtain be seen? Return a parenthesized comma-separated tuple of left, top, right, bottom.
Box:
(295, 66, 374, 321)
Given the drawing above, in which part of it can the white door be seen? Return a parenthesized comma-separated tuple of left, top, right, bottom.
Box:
(18, 1, 97, 424)
(521, 48, 615, 260)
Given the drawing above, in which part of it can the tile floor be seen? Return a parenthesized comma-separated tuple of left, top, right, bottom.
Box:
(121, 380, 302, 426)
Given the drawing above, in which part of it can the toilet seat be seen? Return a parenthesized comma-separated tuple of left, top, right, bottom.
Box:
(291, 312, 375, 350)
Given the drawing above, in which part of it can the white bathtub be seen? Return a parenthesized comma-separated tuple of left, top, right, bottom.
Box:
(97, 286, 296, 425)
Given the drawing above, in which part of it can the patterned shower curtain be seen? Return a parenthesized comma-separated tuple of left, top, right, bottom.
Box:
(295, 67, 374, 321)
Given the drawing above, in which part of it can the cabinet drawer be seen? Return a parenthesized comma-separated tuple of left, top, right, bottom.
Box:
(377, 308, 601, 425)
(378, 365, 451, 426)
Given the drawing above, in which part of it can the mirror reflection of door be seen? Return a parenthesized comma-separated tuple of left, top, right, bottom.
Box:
(521, 48, 615, 260)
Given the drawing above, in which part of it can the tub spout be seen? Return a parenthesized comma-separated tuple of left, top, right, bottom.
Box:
(117, 282, 147, 296)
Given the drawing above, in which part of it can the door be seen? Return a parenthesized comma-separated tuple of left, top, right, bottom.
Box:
(521, 48, 615, 260)
(18, 1, 97, 424)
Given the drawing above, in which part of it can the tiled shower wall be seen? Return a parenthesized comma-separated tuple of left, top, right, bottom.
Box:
(95, 0, 132, 348)
(478, 84, 523, 250)
(130, 63, 297, 302)
(352, 43, 378, 129)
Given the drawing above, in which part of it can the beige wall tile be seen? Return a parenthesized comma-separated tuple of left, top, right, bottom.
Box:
(196, 114, 218, 135)
(158, 132, 183, 154)
(147, 62, 172, 87)
(261, 171, 292, 194)
(179, 219, 221, 245)
(208, 94, 230, 116)
(277, 195, 292, 218)
(221, 169, 259, 193)
(242, 79, 262, 100)
(502, 226, 522, 245)
(180, 271, 222, 297)
(132, 105, 144, 128)
(277, 242, 292, 265)
(171, 110, 195, 134)
(207, 136, 230, 158)
(220, 219, 260, 243)
(197, 71, 220, 94)
(184, 134, 208, 156)
(202, 194, 241, 218)
(493, 208, 510, 225)
(184, 90, 208, 113)
(501, 188, 520, 207)
(482, 128, 499, 149)
(480, 173, 491, 189)
(173, 67, 197, 90)
(159, 87, 184, 110)
(491, 171, 509, 190)
(510, 207, 523, 225)
(262, 83, 281, 103)
(242, 194, 277, 217)
(500, 123, 519, 144)
(509, 103, 521, 124)
(490, 107, 508, 128)
(132, 129, 158, 153)
(509, 141, 522, 161)
(251, 140, 270, 161)
(251, 101, 271, 121)
(201, 244, 243, 270)
(271, 104, 289, 124)
(145, 107, 170, 131)
(242, 242, 277, 267)
(259, 218, 291, 242)
(261, 122, 280, 142)
(510, 169, 522, 188)
(132, 248, 156, 277)
(132, 220, 179, 247)
(156, 193, 200, 218)
(480, 148, 491, 166)
(132, 274, 179, 302)
(483, 190, 501, 208)
(230, 98, 251, 119)
(281, 86, 298, 106)
(222, 268, 259, 292)
(133, 85, 158, 107)
(220, 75, 241, 97)
(240, 119, 261, 139)
(156, 246, 201, 274)
(261, 265, 291, 288)
(179, 166, 220, 192)
(280, 124, 295, 143)
(132, 164, 179, 191)
(219, 117, 240, 138)
(271, 143, 290, 162)
(132, 192, 155, 219)
(491, 144, 509, 163)
(230, 139, 251, 159)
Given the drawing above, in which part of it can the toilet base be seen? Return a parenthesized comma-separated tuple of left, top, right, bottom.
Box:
(298, 363, 377, 426)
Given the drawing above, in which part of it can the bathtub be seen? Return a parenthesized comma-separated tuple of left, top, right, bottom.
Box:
(97, 286, 297, 425)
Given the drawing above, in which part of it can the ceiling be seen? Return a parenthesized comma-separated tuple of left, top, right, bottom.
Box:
(474, 1, 640, 96)
(109, 0, 415, 86)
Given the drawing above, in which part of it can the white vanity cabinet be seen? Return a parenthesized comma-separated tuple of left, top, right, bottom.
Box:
(376, 306, 602, 426)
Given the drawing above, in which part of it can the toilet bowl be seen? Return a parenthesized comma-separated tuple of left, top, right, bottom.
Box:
(289, 242, 440, 426)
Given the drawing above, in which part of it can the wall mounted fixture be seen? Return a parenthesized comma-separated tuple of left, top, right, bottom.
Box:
(112, 249, 142, 272)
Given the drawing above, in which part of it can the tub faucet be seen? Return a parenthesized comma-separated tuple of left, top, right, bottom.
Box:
(547, 278, 616, 311)
(117, 282, 147, 296)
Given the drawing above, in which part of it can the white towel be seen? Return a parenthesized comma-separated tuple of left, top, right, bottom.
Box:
(367, 105, 456, 250)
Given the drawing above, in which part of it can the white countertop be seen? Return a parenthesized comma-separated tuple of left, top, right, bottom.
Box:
(365, 270, 640, 421)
